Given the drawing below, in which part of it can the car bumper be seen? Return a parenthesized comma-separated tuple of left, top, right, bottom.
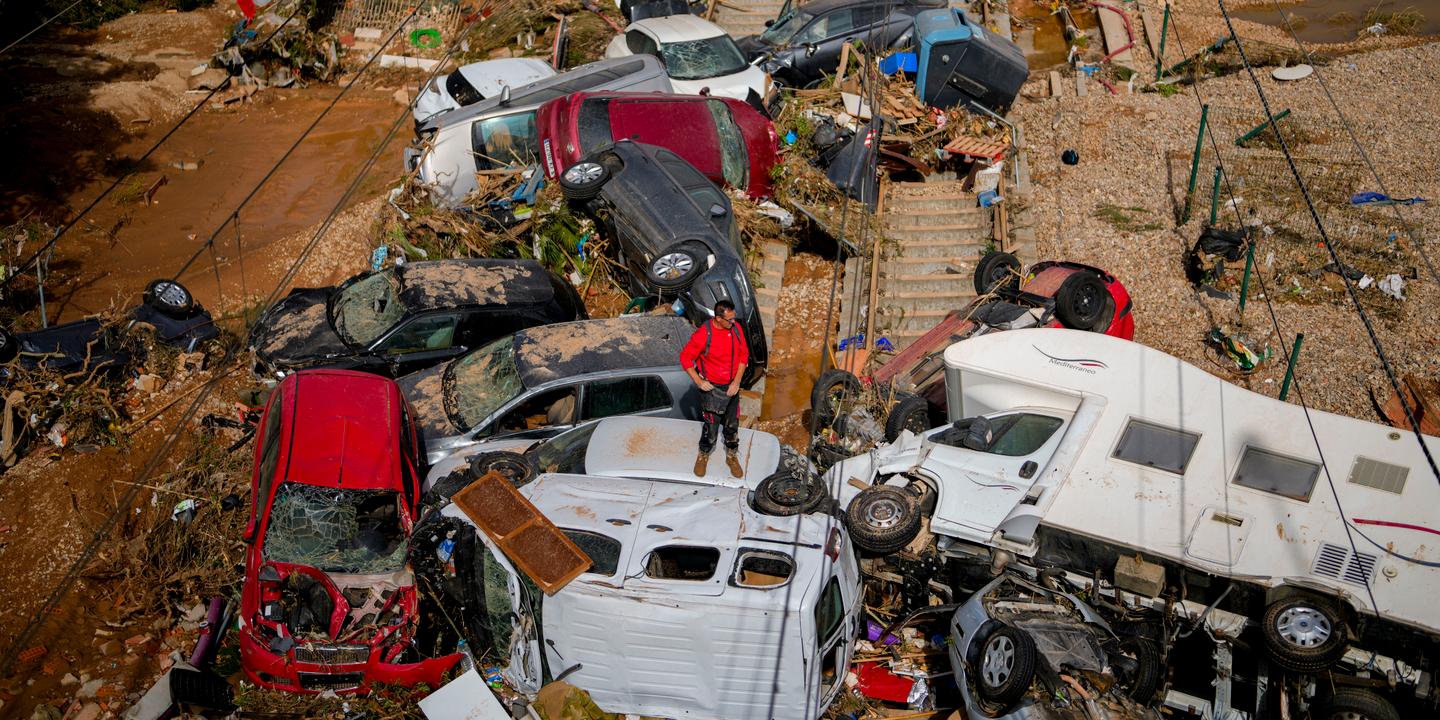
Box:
(239, 630, 461, 694)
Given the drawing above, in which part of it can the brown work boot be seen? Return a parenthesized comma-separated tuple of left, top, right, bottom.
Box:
(694, 450, 709, 477)
(726, 448, 743, 478)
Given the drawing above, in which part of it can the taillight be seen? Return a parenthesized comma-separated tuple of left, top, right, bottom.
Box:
(825, 527, 842, 561)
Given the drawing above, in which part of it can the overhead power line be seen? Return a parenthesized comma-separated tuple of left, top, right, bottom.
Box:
(0, 0, 85, 56)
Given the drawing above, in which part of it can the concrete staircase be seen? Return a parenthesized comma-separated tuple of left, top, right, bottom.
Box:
(841, 182, 997, 352)
(742, 239, 789, 421)
(712, 0, 785, 39)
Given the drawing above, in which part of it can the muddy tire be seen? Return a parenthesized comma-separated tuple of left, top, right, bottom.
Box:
(0, 328, 17, 364)
(974, 625, 1037, 710)
(752, 469, 829, 517)
(143, 279, 195, 319)
(1261, 596, 1348, 673)
(973, 251, 1021, 295)
(646, 240, 707, 290)
(1055, 271, 1108, 331)
(845, 485, 921, 555)
(559, 161, 610, 201)
(884, 393, 931, 441)
(811, 368, 861, 427)
(1116, 636, 1163, 704)
(1312, 689, 1400, 720)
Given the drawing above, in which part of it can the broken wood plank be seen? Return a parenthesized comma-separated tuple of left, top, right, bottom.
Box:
(1049, 70, 1064, 97)
(1140, 2, 1165, 61)
(1096, 4, 1137, 70)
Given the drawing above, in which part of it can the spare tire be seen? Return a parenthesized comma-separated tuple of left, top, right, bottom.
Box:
(973, 251, 1021, 295)
(753, 469, 829, 517)
(811, 368, 861, 427)
(845, 484, 922, 555)
(1054, 271, 1108, 330)
(143, 279, 195, 319)
(884, 393, 931, 441)
(1261, 595, 1348, 673)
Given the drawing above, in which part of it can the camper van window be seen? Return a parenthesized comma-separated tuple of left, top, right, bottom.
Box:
(732, 549, 794, 588)
(645, 546, 721, 581)
(561, 529, 621, 576)
(1232, 447, 1320, 501)
(1112, 419, 1200, 475)
(815, 577, 845, 647)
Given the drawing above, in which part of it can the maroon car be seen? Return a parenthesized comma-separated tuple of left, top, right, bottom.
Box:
(537, 91, 779, 198)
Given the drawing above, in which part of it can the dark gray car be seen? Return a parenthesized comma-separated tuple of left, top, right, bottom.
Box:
(396, 315, 699, 465)
(736, 0, 945, 88)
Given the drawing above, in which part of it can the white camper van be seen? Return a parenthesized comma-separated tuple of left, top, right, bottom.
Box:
(829, 329, 1438, 718)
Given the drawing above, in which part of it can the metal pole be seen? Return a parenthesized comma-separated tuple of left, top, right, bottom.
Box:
(1279, 333, 1305, 401)
(1235, 108, 1291, 147)
(1155, 3, 1170, 81)
(1182, 104, 1209, 225)
(1208, 165, 1222, 226)
(1238, 241, 1254, 314)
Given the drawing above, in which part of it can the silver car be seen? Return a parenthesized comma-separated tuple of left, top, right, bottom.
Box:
(411, 57, 556, 124)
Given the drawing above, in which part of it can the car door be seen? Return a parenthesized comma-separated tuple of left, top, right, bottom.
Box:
(370, 311, 465, 376)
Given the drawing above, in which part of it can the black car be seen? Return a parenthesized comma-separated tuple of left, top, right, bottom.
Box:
(736, 0, 946, 89)
(557, 140, 767, 386)
(248, 259, 585, 378)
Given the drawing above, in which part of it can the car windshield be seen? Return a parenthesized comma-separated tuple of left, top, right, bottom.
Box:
(759, 6, 813, 45)
(331, 271, 406, 348)
(444, 335, 523, 431)
(707, 100, 748, 189)
(263, 484, 407, 574)
(527, 422, 599, 474)
(658, 35, 749, 81)
(444, 70, 483, 106)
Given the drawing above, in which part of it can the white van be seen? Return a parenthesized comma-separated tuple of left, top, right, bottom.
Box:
(405, 55, 672, 208)
(422, 473, 861, 719)
(829, 329, 1439, 718)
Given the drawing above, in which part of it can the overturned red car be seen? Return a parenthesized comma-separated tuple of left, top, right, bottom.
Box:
(536, 91, 779, 198)
(239, 369, 461, 694)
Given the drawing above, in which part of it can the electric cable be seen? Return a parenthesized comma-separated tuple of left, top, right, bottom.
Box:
(0, 0, 85, 56)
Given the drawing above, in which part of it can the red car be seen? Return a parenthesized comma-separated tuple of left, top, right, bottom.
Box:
(536, 91, 779, 198)
(239, 369, 461, 694)
(815, 253, 1135, 440)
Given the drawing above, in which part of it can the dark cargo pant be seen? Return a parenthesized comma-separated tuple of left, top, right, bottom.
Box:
(698, 387, 740, 454)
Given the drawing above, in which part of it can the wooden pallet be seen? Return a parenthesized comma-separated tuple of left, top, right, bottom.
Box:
(942, 135, 1010, 161)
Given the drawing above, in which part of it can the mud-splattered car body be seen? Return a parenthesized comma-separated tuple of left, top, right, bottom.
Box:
(247, 259, 584, 379)
(238, 369, 462, 693)
(396, 315, 698, 465)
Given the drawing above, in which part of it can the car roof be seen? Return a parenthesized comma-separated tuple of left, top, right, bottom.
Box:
(395, 258, 554, 311)
(804, 0, 940, 13)
(426, 56, 666, 131)
(583, 416, 782, 487)
(283, 369, 401, 491)
(632, 14, 727, 42)
(513, 315, 692, 387)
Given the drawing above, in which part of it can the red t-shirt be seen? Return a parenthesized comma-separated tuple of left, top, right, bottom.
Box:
(679, 319, 749, 385)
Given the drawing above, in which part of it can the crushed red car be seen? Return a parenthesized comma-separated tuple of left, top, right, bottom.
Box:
(239, 369, 461, 694)
(536, 91, 779, 198)
(814, 252, 1135, 442)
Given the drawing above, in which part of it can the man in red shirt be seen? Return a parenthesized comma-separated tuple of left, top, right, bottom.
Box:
(680, 299, 749, 477)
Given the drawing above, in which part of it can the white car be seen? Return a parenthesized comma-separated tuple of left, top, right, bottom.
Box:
(604, 14, 772, 105)
(412, 58, 556, 124)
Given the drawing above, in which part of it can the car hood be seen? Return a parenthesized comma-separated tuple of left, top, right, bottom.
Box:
(249, 288, 351, 370)
(395, 362, 464, 442)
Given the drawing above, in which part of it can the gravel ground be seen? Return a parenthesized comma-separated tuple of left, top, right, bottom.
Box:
(1012, 33, 1440, 422)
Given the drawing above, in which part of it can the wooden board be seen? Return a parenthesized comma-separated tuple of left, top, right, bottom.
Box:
(1140, 2, 1165, 62)
(453, 470, 592, 595)
(942, 136, 1009, 161)
(1096, 4, 1136, 70)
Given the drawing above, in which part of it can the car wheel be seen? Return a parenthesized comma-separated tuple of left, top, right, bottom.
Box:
(974, 625, 1038, 710)
(1312, 688, 1401, 720)
(1055, 271, 1108, 331)
(1116, 636, 1164, 704)
(0, 328, 17, 364)
(1261, 596, 1349, 673)
(425, 451, 537, 510)
(884, 392, 931, 441)
(559, 160, 610, 202)
(646, 241, 707, 290)
(143, 279, 195, 319)
(844, 484, 922, 555)
(811, 368, 861, 427)
(752, 468, 829, 517)
(973, 251, 1021, 295)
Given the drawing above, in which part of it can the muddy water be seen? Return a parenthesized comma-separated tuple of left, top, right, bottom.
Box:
(1231, 0, 1440, 44)
(1012, 0, 1101, 70)
(760, 255, 832, 422)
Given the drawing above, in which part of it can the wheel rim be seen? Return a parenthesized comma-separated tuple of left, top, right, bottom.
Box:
(981, 635, 1015, 688)
(902, 411, 928, 433)
(766, 477, 809, 507)
(153, 281, 188, 307)
(862, 496, 904, 530)
(564, 162, 604, 185)
(1276, 605, 1332, 647)
(480, 458, 529, 486)
(986, 267, 1010, 290)
(652, 252, 693, 281)
(1073, 283, 1102, 318)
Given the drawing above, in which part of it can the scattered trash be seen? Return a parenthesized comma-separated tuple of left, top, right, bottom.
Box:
(379, 54, 441, 72)
(1061, 148, 1079, 165)
(418, 669, 509, 720)
(171, 499, 198, 524)
(1351, 191, 1426, 206)
(1207, 325, 1273, 372)
(1271, 64, 1314, 81)
(1379, 273, 1406, 300)
(1321, 262, 1365, 282)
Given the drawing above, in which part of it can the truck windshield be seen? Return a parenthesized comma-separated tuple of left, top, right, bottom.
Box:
(331, 270, 406, 348)
(658, 35, 749, 81)
(263, 484, 407, 574)
(444, 336, 524, 431)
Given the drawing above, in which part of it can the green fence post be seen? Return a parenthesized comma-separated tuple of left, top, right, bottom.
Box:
(1235, 108, 1292, 147)
(1208, 166, 1222, 226)
(1155, 3, 1170, 81)
(1238, 241, 1255, 315)
(1182, 104, 1209, 225)
(1279, 333, 1305, 401)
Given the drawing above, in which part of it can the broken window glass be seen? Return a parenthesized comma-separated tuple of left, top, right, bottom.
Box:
(732, 550, 793, 588)
(527, 422, 598, 474)
(707, 100, 748, 190)
(758, 5, 812, 45)
(331, 270, 406, 348)
(263, 484, 407, 575)
(657, 36, 748, 82)
(445, 70, 483, 107)
(482, 548, 514, 658)
(444, 336, 523, 431)
(645, 546, 720, 581)
(561, 529, 622, 576)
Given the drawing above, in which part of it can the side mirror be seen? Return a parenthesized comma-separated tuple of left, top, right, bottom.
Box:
(804, 43, 817, 58)
(499, 85, 512, 106)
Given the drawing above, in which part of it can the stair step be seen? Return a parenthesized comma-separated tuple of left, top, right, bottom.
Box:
(888, 221, 986, 233)
(889, 206, 984, 218)
(755, 285, 781, 299)
(885, 290, 975, 300)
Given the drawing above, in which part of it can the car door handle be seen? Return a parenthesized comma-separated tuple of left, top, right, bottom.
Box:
(1019, 461, 1038, 479)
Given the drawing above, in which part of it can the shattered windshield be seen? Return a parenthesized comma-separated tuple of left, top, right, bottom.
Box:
(707, 100, 748, 189)
(658, 35, 749, 81)
(331, 271, 406, 348)
(263, 484, 407, 574)
(444, 335, 523, 431)
(527, 422, 599, 474)
(759, 6, 813, 45)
